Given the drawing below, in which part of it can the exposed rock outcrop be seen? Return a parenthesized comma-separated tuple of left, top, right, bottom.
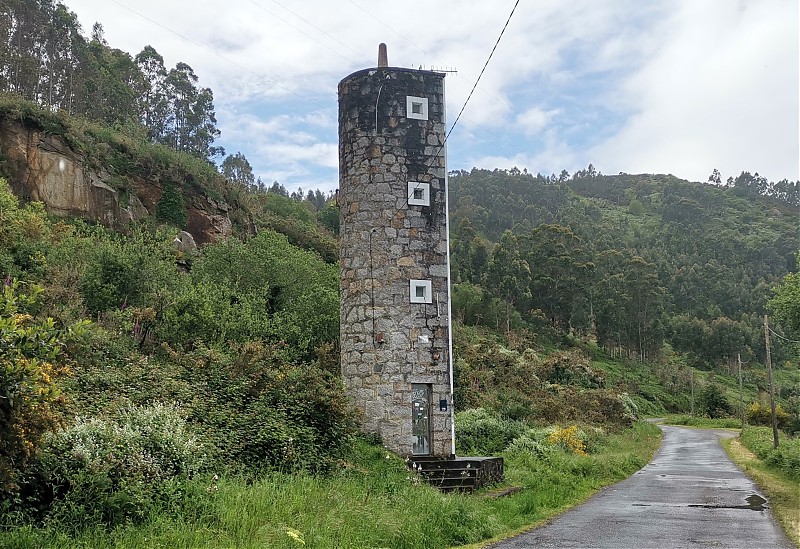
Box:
(0, 118, 232, 244)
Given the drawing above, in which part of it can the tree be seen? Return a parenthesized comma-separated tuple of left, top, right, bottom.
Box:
(768, 255, 800, 335)
(484, 231, 531, 332)
(163, 62, 223, 160)
(268, 182, 289, 196)
(220, 151, 255, 190)
(519, 224, 594, 331)
(697, 382, 733, 418)
(623, 255, 666, 361)
(80, 34, 144, 126)
(135, 45, 169, 142)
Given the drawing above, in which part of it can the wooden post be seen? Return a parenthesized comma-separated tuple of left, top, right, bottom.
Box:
(764, 315, 779, 449)
(738, 353, 744, 431)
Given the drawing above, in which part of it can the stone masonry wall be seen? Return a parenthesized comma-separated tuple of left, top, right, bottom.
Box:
(339, 67, 453, 457)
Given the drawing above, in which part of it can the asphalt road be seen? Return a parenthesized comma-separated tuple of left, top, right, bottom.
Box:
(488, 425, 794, 549)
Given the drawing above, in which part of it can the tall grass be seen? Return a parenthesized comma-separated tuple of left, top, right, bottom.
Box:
(740, 426, 800, 481)
(0, 424, 661, 549)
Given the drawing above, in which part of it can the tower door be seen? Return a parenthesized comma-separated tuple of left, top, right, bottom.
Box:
(411, 384, 431, 455)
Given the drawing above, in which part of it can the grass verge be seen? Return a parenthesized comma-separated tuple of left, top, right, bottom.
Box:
(723, 436, 800, 547)
(663, 414, 742, 429)
(0, 423, 662, 549)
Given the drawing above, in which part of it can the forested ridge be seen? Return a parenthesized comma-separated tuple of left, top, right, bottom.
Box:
(0, 0, 223, 161)
(1, 1, 799, 546)
(449, 168, 799, 366)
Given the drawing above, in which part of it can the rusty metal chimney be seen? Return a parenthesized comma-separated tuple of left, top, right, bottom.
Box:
(378, 43, 388, 67)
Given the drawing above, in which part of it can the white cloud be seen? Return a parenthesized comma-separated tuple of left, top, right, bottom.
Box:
(516, 107, 559, 136)
(590, 0, 799, 182)
(61, 0, 799, 186)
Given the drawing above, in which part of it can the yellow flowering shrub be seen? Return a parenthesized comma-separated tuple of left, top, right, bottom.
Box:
(547, 425, 588, 456)
(0, 280, 76, 490)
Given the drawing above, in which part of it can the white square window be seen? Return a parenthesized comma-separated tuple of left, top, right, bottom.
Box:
(409, 279, 433, 304)
(407, 181, 430, 206)
(406, 96, 428, 120)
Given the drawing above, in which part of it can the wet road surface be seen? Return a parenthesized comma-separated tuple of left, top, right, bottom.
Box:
(488, 425, 794, 548)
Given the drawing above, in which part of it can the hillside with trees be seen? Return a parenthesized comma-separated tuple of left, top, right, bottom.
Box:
(449, 168, 799, 368)
(0, 1, 798, 547)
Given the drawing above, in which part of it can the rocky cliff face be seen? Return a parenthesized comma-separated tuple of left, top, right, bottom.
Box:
(0, 118, 232, 244)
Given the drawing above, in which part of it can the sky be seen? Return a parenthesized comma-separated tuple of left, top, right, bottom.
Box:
(63, 0, 799, 194)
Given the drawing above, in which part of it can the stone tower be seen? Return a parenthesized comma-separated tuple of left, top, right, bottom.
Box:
(338, 46, 454, 458)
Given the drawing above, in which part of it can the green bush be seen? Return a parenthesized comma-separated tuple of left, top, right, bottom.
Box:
(169, 341, 357, 473)
(505, 427, 556, 457)
(40, 403, 206, 526)
(697, 383, 733, 418)
(524, 387, 634, 428)
(535, 349, 605, 389)
(455, 408, 527, 455)
(155, 182, 186, 228)
(79, 229, 177, 314)
(161, 230, 338, 358)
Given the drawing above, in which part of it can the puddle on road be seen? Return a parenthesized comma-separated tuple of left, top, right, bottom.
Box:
(688, 494, 767, 511)
(745, 494, 767, 510)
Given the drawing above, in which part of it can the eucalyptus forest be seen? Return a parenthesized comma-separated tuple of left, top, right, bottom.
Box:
(1, 1, 798, 548)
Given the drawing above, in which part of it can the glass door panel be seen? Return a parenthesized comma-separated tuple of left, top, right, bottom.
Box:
(411, 383, 431, 455)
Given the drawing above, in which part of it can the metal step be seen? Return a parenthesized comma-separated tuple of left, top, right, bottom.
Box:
(408, 456, 504, 492)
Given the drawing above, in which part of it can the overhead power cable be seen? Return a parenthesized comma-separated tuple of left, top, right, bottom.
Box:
(348, 0, 609, 177)
(444, 0, 520, 144)
(401, 0, 521, 208)
(767, 325, 800, 344)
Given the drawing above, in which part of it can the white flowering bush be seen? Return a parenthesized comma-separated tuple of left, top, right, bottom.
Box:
(41, 402, 206, 525)
(504, 434, 555, 458)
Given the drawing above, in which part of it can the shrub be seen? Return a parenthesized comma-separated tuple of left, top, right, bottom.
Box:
(697, 383, 733, 418)
(40, 403, 206, 526)
(547, 425, 588, 456)
(455, 408, 527, 455)
(505, 434, 553, 457)
(535, 349, 605, 389)
(786, 396, 800, 436)
(0, 281, 77, 491)
(155, 182, 186, 228)
(163, 230, 338, 359)
(746, 401, 791, 430)
(525, 387, 634, 428)
(618, 392, 640, 422)
(79, 229, 177, 314)
(169, 342, 357, 473)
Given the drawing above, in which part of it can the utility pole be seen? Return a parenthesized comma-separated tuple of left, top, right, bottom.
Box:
(690, 368, 695, 416)
(764, 315, 779, 449)
(738, 353, 744, 431)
